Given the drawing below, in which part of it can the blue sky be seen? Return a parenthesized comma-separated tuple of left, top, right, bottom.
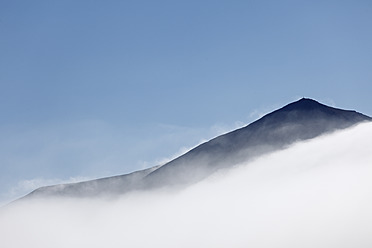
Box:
(1, 0, 371, 204)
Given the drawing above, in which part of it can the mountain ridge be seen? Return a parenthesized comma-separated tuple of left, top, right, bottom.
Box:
(20, 98, 371, 200)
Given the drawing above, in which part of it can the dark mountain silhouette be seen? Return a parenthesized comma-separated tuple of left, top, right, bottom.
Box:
(21, 98, 371, 200)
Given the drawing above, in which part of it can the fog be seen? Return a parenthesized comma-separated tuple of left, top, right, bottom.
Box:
(1, 123, 372, 248)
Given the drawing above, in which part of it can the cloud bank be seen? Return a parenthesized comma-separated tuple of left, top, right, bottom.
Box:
(1, 123, 372, 248)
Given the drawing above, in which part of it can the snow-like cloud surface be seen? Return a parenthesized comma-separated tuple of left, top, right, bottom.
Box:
(1, 123, 372, 248)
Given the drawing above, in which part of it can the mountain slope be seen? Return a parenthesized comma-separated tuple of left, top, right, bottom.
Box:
(25, 165, 160, 199)
(22, 98, 371, 200)
(142, 98, 371, 188)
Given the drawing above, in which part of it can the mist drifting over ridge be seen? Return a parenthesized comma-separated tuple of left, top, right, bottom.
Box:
(1, 122, 372, 248)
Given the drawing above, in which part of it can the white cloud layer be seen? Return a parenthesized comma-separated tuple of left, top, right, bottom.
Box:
(1, 122, 372, 248)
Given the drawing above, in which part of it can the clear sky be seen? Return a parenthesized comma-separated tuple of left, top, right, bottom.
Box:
(1, 0, 371, 204)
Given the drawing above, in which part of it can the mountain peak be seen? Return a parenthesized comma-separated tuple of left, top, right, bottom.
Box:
(284, 98, 323, 111)
(273, 98, 341, 114)
(258, 98, 370, 126)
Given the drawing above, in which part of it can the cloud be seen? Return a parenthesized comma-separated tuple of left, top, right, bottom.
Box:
(1, 123, 372, 247)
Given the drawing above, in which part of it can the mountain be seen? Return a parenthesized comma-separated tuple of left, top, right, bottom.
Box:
(21, 98, 371, 200)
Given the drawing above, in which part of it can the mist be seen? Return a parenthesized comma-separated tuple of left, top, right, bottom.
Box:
(1, 122, 372, 248)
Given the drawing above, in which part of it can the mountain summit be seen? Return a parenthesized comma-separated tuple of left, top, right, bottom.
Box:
(23, 98, 371, 200)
